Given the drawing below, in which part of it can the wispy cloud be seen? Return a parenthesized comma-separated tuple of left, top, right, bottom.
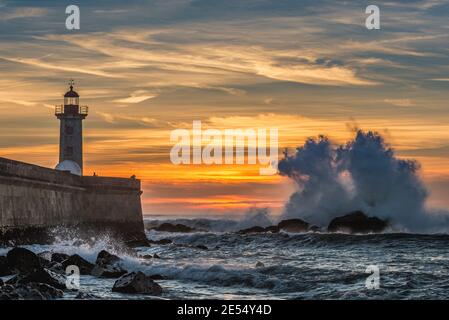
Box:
(384, 98, 415, 107)
(0, 56, 123, 78)
(113, 90, 158, 104)
(0, 7, 48, 21)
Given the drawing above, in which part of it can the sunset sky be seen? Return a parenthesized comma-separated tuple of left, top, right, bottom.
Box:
(0, 0, 448, 217)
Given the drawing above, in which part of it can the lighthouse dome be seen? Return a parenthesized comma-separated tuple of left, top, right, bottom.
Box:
(64, 86, 79, 97)
(55, 160, 82, 176)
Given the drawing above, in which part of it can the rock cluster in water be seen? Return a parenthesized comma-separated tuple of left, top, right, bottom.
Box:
(0, 247, 163, 300)
(148, 211, 388, 235)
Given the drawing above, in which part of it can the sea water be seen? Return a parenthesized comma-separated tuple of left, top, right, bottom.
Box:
(1, 218, 449, 300)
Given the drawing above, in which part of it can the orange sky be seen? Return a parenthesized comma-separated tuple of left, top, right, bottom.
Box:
(0, 1, 448, 216)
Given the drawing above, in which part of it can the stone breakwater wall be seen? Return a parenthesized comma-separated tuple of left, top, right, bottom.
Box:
(0, 157, 145, 245)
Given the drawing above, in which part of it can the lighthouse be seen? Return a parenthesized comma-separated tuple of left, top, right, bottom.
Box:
(55, 80, 88, 176)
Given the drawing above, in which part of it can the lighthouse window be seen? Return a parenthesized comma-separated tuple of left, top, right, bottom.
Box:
(66, 125, 74, 135)
(65, 147, 73, 156)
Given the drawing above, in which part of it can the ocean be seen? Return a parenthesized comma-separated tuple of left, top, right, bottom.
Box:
(1, 217, 449, 300)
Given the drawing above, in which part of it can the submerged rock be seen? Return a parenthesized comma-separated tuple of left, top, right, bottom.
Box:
(238, 225, 280, 234)
(237, 219, 316, 234)
(277, 219, 310, 233)
(61, 254, 94, 275)
(112, 271, 162, 295)
(91, 250, 127, 278)
(6, 247, 41, 274)
(152, 223, 196, 233)
(238, 226, 268, 234)
(255, 261, 265, 268)
(327, 211, 388, 233)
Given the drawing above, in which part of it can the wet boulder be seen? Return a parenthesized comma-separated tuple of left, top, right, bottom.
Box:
(7, 268, 66, 290)
(6, 247, 41, 274)
(238, 226, 267, 234)
(61, 254, 94, 275)
(264, 226, 280, 233)
(327, 211, 388, 234)
(277, 219, 310, 233)
(238, 225, 281, 234)
(0, 283, 63, 300)
(91, 250, 127, 278)
(152, 223, 196, 233)
(0, 256, 13, 277)
(112, 272, 162, 295)
(51, 253, 70, 264)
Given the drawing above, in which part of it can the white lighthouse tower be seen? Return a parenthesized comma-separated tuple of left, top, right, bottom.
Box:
(55, 80, 88, 176)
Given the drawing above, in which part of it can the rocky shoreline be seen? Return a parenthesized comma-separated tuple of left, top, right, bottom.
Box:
(0, 211, 389, 300)
(0, 247, 163, 300)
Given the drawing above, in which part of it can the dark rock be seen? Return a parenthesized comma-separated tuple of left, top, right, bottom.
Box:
(0, 278, 3, 286)
(6, 247, 41, 274)
(238, 225, 281, 234)
(153, 253, 161, 259)
(8, 268, 66, 290)
(140, 255, 154, 260)
(238, 226, 267, 234)
(112, 272, 162, 295)
(264, 226, 280, 233)
(51, 253, 70, 263)
(152, 223, 195, 233)
(148, 239, 172, 245)
(0, 256, 13, 277)
(277, 219, 310, 233)
(0, 284, 21, 300)
(0, 283, 63, 300)
(149, 274, 165, 280)
(49, 262, 65, 274)
(37, 256, 53, 269)
(62, 254, 94, 275)
(91, 250, 127, 278)
(24, 283, 63, 299)
(96, 250, 121, 265)
(255, 261, 265, 268)
(327, 211, 388, 234)
(37, 251, 52, 261)
(195, 245, 208, 250)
